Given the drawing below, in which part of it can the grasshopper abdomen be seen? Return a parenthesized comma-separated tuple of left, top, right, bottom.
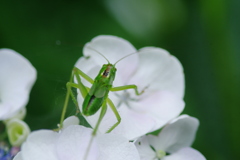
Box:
(82, 94, 105, 116)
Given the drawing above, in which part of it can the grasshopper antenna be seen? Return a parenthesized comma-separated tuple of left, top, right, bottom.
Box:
(114, 51, 138, 66)
(86, 46, 110, 64)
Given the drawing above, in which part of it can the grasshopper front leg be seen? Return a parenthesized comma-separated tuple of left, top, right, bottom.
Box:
(110, 84, 146, 95)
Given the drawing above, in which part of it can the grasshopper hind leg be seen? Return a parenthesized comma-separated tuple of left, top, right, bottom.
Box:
(59, 67, 92, 129)
(106, 98, 121, 133)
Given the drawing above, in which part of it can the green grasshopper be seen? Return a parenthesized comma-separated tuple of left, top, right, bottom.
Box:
(59, 47, 144, 136)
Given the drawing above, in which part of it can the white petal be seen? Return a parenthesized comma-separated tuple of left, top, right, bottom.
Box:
(129, 91, 185, 132)
(83, 91, 184, 140)
(148, 115, 199, 153)
(21, 130, 58, 160)
(97, 133, 140, 160)
(108, 106, 156, 139)
(84, 103, 156, 140)
(4, 108, 26, 123)
(56, 125, 99, 160)
(83, 35, 138, 83)
(0, 49, 36, 120)
(62, 116, 79, 129)
(13, 152, 23, 160)
(162, 147, 206, 160)
(11, 107, 26, 120)
(135, 136, 156, 160)
(19, 126, 100, 160)
(128, 47, 184, 98)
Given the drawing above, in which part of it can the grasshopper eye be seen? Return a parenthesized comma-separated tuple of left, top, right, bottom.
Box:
(102, 70, 110, 77)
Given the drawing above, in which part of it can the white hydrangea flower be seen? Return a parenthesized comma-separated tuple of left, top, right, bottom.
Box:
(14, 124, 140, 160)
(135, 115, 206, 160)
(75, 35, 185, 139)
(4, 108, 27, 124)
(0, 49, 37, 120)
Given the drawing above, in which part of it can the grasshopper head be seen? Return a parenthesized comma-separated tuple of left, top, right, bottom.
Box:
(97, 64, 116, 85)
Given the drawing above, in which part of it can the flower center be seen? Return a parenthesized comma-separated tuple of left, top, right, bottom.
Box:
(115, 91, 138, 108)
(156, 150, 166, 159)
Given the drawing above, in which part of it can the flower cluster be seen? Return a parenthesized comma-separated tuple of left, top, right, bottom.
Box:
(1, 36, 206, 160)
(0, 142, 20, 160)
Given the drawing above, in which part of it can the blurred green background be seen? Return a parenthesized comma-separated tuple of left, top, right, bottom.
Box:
(0, 0, 239, 159)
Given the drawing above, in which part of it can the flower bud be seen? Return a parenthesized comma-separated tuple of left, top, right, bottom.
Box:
(6, 119, 30, 146)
